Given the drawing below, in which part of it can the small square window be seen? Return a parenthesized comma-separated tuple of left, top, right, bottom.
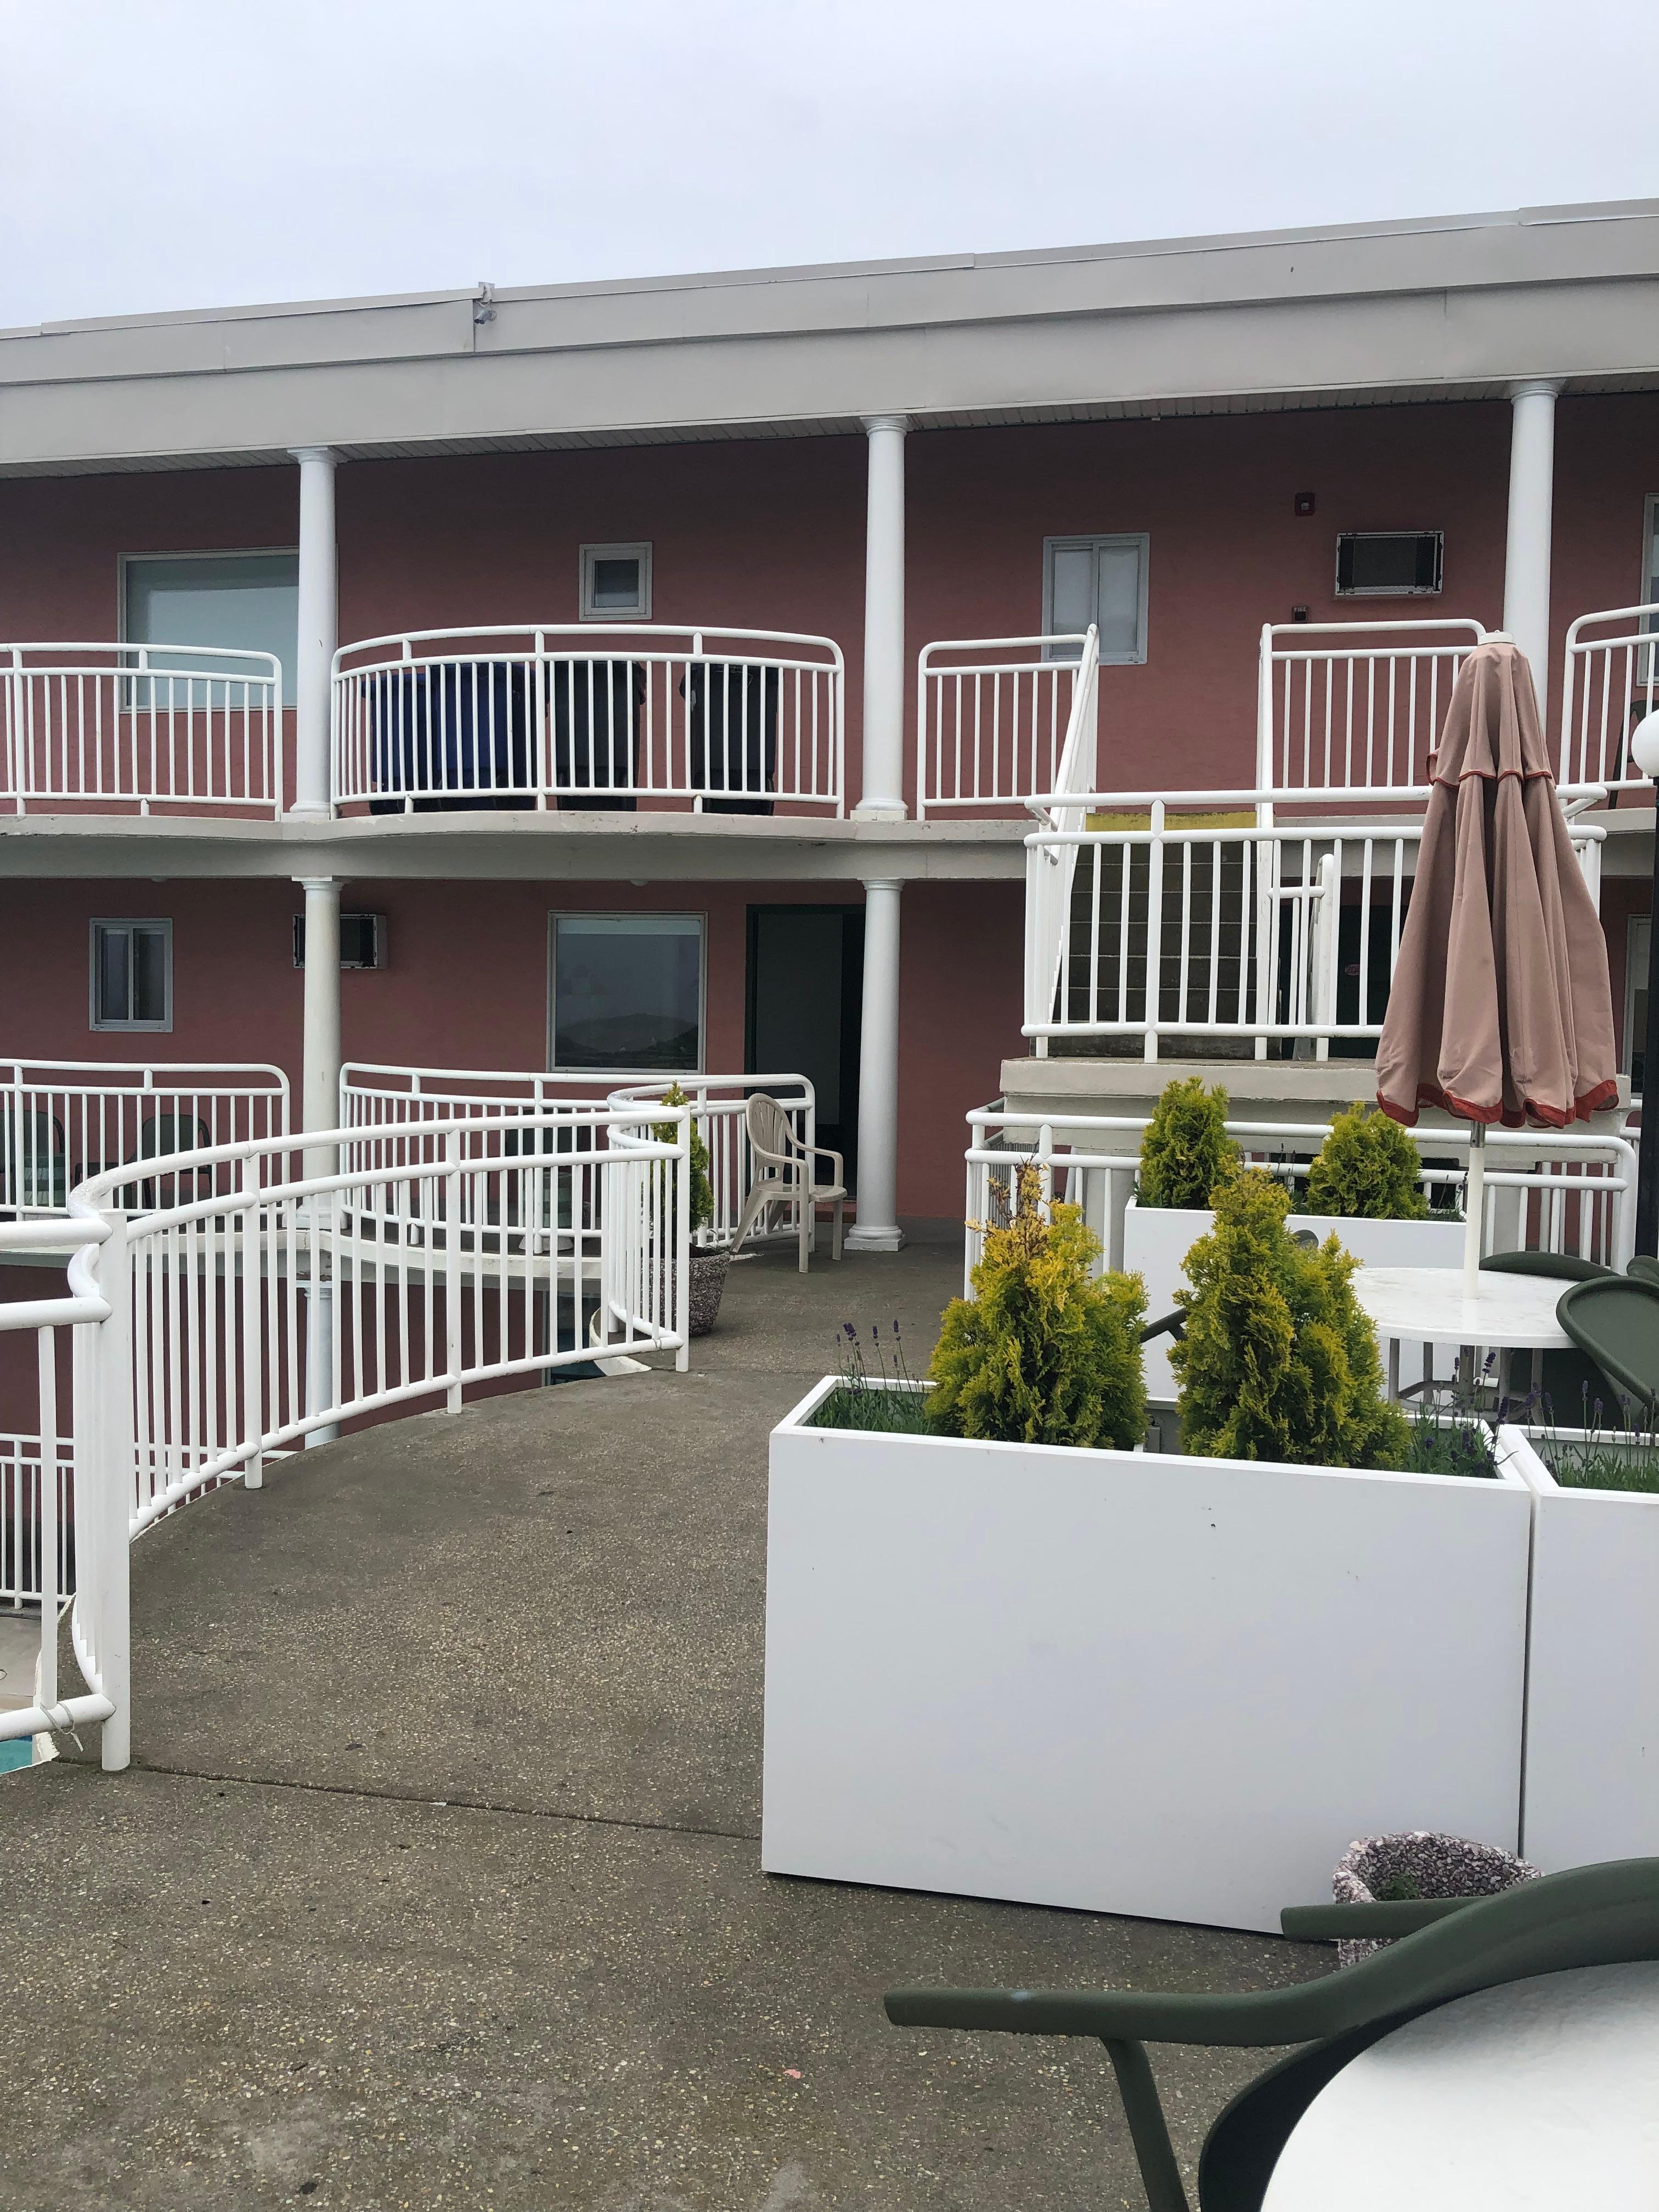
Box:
(1042, 534, 1149, 664)
(549, 912, 703, 1071)
(579, 542, 652, 621)
(292, 912, 386, 970)
(91, 920, 172, 1031)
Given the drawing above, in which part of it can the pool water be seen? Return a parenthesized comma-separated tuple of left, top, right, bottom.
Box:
(0, 1737, 33, 1774)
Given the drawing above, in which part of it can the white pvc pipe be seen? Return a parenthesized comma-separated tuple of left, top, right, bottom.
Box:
(290, 445, 338, 817)
(848, 878, 905, 1251)
(1503, 382, 1560, 709)
(854, 415, 909, 819)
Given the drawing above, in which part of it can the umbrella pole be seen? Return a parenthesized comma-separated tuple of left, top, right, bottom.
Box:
(1463, 1122, 1486, 1301)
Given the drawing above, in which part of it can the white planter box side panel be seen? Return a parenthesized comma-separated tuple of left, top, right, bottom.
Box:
(1123, 1203, 1466, 1402)
(1499, 1424, 1659, 1871)
(765, 1404, 1530, 1934)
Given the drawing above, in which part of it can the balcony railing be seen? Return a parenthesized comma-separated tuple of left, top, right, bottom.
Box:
(915, 635, 1093, 816)
(1, 644, 284, 816)
(1256, 618, 1486, 800)
(1559, 602, 1659, 797)
(2, 1059, 290, 1218)
(331, 626, 844, 816)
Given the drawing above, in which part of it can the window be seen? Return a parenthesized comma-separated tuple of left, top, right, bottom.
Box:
(550, 913, 703, 1071)
(1334, 531, 1443, 599)
(291, 913, 387, 970)
(122, 550, 300, 701)
(579, 542, 652, 622)
(1644, 496, 1659, 608)
(1628, 917, 1649, 1093)
(91, 920, 172, 1031)
(1043, 534, 1149, 664)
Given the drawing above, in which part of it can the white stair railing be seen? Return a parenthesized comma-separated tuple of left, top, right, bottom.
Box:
(1022, 627, 1099, 1056)
(0, 1104, 688, 1767)
(1559, 603, 1659, 796)
(1, 644, 284, 816)
(916, 636, 1092, 815)
(331, 626, 844, 815)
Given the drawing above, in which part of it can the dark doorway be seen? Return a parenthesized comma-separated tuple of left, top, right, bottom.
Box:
(746, 905, 864, 1186)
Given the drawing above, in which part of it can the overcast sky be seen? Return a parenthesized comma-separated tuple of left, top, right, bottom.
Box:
(4, 0, 1657, 329)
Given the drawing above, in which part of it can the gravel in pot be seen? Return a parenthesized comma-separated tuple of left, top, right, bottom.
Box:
(1331, 1831, 1542, 1967)
(686, 1249, 731, 1336)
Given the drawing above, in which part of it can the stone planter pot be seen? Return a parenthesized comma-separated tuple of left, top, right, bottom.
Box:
(763, 1379, 1533, 1934)
(686, 1249, 731, 1336)
(1496, 1423, 1659, 1870)
(1123, 1200, 1466, 1401)
(1331, 1831, 1541, 1966)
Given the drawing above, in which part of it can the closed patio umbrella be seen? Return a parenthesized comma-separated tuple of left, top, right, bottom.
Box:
(1375, 635, 1618, 1295)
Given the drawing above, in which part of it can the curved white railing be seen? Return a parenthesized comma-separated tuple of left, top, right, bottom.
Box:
(2, 643, 284, 816)
(2, 1059, 290, 1219)
(341, 1063, 814, 1250)
(331, 625, 845, 815)
(1559, 602, 1659, 796)
(0, 1103, 687, 1767)
(916, 635, 1093, 816)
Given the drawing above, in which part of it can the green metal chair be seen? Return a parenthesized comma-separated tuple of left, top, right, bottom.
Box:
(1556, 1276, 1659, 1420)
(1626, 1254, 1659, 1288)
(884, 1857, 1659, 2212)
(1480, 1247, 1616, 1283)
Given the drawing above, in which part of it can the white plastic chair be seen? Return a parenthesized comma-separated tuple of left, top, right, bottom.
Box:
(732, 1093, 845, 1273)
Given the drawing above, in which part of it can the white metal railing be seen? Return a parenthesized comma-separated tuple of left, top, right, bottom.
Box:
(1256, 619, 1486, 800)
(331, 626, 844, 815)
(916, 635, 1092, 815)
(0, 1104, 688, 1763)
(1, 1060, 290, 1219)
(1559, 602, 1659, 796)
(964, 1108, 1637, 1286)
(341, 1063, 814, 1251)
(1, 644, 284, 816)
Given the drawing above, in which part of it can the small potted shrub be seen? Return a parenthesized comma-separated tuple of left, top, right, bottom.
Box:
(1126, 1084, 1463, 1403)
(652, 1084, 729, 1336)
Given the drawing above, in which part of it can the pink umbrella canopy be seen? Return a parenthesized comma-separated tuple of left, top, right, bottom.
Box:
(1376, 637, 1618, 1132)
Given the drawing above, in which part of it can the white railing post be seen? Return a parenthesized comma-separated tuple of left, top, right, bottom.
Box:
(93, 1212, 132, 1772)
(239, 1151, 264, 1490)
(445, 1127, 464, 1409)
(290, 446, 338, 818)
(675, 1106, 691, 1374)
(1145, 799, 1165, 1061)
(855, 415, 910, 820)
(1503, 382, 1561, 710)
(36, 1325, 59, 1717)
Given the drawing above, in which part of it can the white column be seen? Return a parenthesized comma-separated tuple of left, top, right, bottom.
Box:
(854, 414, 909, 820)
(847, 877, 905, 1252)
(1502, 381, 1561, 708)
(290, 445, 338, 818)
(296, 876, 342, 1171)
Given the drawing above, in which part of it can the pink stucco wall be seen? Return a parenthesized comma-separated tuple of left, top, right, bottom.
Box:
(0, 876, 1024, 1223)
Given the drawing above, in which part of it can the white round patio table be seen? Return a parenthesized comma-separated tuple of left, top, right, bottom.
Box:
(1262, 1962, 1659, 2210)
(1350, 1265, 1572, 1401)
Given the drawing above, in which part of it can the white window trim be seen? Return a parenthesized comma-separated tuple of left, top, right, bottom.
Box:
(89, 917, 173, 1034)
(579, 541, 653, 623)
(1041, 533, 1150, 665)
(546, 910, 707, 1074)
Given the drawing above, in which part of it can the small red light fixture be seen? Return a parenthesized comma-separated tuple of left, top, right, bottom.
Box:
(1294, 492, 1316, 517)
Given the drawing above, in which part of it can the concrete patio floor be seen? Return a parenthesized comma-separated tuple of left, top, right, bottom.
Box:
(2, 1221, 1324, 2210)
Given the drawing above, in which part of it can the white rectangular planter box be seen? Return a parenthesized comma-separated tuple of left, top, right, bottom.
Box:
(764, 1380, 1532, 1934)
(1123, 1200, 1466, 1401)
(1497, 1423, 1659, 1872)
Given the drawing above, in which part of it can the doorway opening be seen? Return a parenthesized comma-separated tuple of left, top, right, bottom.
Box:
(745, 905, 864, 1187)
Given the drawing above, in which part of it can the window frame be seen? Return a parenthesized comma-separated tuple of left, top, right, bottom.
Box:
(1332, 529, 1445, 600)
(89, 917, 174, 1033)
(1041, 533, 1150, 665)
(578, 541, 653, 623)
(118, 545, 301, 706)
(546, 909, 707, 1075)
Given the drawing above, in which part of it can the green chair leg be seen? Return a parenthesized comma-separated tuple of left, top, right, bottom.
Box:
(1102, 2039, 1190, 2212)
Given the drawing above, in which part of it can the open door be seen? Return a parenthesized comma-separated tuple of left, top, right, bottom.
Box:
(746, 905, 864, 1187)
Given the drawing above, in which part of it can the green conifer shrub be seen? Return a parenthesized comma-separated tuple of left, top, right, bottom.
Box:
(652, 1082, 715, 1236)
(1137, 1076, 1240, 1210)
(927, 1165, 1148, 1449)
(1171, 1169, 1409, 1469)
(1302, 1103, 1429, 1220)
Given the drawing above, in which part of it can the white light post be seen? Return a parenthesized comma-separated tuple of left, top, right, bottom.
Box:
(854, 414, 909, 820)
(1629, 710, 1659, 1257)
(1502, 381, 1561, 706)
(290, 445, 338, 819)
(848, 878, 905, 1252)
